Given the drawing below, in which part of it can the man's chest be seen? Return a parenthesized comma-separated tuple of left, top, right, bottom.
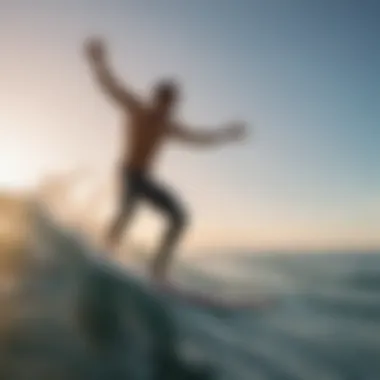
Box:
(134, 112, 170, 138)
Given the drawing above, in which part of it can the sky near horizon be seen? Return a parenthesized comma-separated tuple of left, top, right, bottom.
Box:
(0, 1, 379, 251)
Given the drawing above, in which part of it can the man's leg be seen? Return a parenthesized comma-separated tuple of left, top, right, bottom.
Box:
(105, 173, 137, 253)
(141, 179, 188, 281)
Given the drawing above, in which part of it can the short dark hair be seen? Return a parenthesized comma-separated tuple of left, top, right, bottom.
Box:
(153, 79, 179, 102)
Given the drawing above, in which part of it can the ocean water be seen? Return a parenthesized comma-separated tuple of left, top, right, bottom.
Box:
(176, 251, 380, 380)
(0, 199, 379, 380)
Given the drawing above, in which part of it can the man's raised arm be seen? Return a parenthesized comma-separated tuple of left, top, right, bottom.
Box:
(169, 121, 247, 147)
(84, 37, 141, 112)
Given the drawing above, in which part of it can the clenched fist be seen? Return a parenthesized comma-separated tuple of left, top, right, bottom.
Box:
(84, 37, 107, 64)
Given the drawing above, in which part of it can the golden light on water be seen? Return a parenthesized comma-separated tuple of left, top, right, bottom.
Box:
(0, 193, 32, 285)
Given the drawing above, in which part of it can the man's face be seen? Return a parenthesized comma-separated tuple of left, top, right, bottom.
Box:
(156, 95, 176, 115)
(153, 81, 179, 116)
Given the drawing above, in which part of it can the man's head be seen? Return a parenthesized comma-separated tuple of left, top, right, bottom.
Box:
(152, 79, 180, 114)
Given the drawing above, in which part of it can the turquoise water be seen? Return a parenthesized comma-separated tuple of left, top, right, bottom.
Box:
(173, 252, 380, 379)
(0, 206, 379, 379)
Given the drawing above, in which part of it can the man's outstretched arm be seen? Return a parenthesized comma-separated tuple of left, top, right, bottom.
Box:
(84, 37, 141, 112)
(169, 121, 247, 147)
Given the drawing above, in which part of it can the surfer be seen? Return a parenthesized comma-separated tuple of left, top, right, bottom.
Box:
(84, 37, 247, 281)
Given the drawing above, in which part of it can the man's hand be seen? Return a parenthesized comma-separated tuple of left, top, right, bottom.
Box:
(222, 121, 248, 143)
(84, 37, 107, 65)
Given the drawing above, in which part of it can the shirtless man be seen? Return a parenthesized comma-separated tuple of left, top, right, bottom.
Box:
(85, 37, 247, 281)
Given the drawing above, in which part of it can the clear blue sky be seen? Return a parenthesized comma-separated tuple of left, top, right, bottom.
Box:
(0, 1, 379, 250)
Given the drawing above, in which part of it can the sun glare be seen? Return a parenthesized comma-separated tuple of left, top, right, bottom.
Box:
(0, 163, 28, 190)
(0, 138, 31, 190)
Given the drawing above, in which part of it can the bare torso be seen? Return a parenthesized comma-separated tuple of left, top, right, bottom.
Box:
(122, 108, 170, 172)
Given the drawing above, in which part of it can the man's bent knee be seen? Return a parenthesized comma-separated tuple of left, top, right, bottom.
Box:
(170, 207, 189, 233)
